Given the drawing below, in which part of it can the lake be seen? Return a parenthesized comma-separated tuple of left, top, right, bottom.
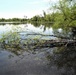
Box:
(0, 23, 76, 75)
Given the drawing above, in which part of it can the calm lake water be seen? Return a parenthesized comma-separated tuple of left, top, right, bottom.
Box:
(0, 23, 76, 75)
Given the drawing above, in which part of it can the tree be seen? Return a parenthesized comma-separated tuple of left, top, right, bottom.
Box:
(51, 0, 76, 28)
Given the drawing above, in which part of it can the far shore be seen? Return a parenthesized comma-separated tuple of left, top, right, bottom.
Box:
(0, 22, 27, 23)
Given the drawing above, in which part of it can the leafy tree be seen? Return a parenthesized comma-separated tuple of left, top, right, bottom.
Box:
(52, 0, 76, 28)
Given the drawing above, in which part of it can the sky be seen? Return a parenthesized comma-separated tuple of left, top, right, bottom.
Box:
(0, 0, 58, 19)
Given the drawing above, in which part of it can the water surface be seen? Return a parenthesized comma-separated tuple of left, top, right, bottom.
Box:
(0, 23, 76, 75)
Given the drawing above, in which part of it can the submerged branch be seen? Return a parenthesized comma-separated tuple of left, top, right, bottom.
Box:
(26, 33, 71, 39)
(0, 39, 76, 50)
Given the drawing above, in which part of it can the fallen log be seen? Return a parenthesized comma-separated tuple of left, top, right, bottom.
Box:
(32, 40, 76, 48)
(21, 39, 76, 49)
(0, 39, 76, 49)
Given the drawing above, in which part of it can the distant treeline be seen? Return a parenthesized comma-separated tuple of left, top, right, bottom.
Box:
(0, 0, 76, 28)
(0, 18, 28, 22)
(29, 0, 76, 28)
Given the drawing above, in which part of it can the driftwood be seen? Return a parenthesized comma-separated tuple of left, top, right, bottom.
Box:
(40, 40, 76, 47)
(31, 40, 76, 49)
(0, 39, 76, 49)
(20, 39, 76, 49)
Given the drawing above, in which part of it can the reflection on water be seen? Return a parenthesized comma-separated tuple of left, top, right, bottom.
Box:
(0, 24, 56, 40)
(0, 23, 76, 75)
(0, 23, 75, 40)
(46, 46, 76, 75)
(0, 46, 76, 75)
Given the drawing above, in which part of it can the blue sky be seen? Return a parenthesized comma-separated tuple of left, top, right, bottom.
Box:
(0, 0, 58, 18)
